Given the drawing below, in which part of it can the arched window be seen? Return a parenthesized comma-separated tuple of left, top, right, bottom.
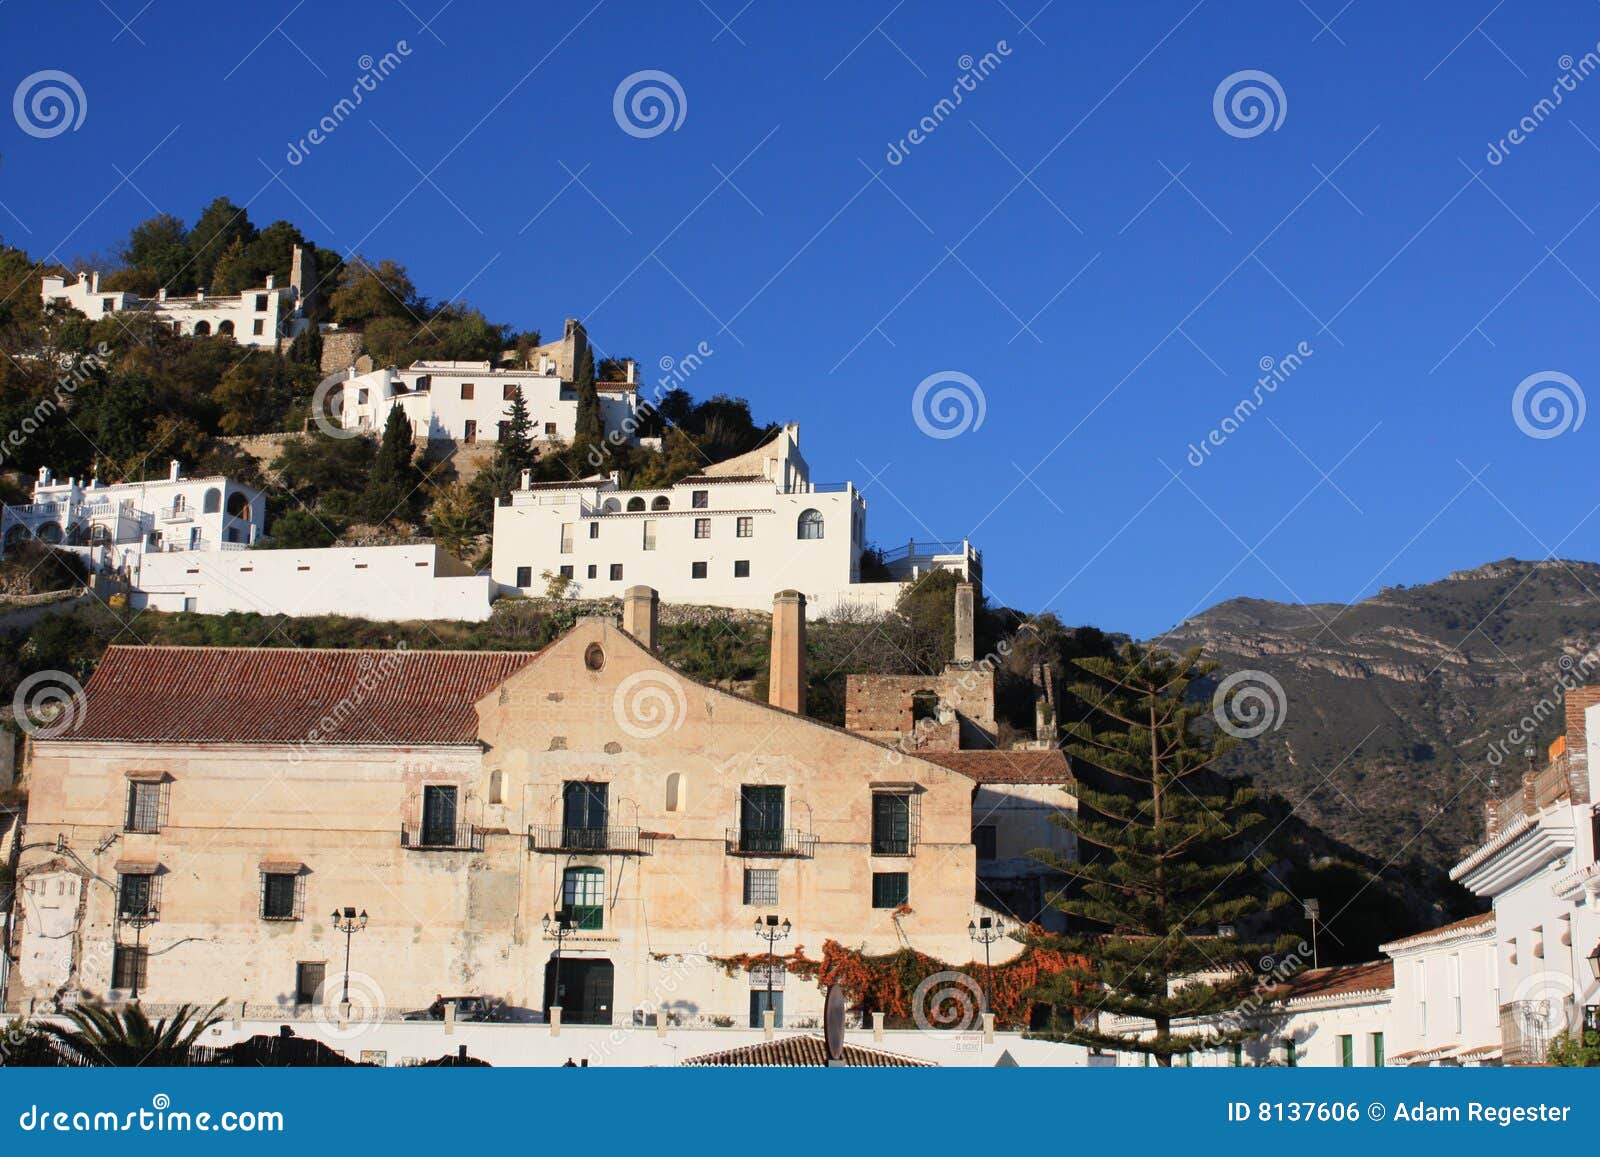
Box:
(171, 494, 186, 514)
(797, 508, 824, 539)
(603, 498, 621, 513)
(665, 772, 684, 813)
(562, 866, 605, 930)
(488, 770, 505, 805)
(226, 492, 251, 520)
(651, 496, 671, 511)
(626, 497, 646, 512)
(216, 320, 235, 337)
(193, 320, 211, 336)
(202, 488, 222, 514)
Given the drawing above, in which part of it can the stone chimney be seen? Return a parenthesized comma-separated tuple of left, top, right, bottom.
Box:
(622, 586, 659, 651)
(768, 591, 807, 714)
(954, 581, 975, 664)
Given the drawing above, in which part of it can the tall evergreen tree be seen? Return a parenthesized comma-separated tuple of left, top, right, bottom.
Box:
(363, 404, 420, 524)
(499, 385, 535, 475)
(1026, 643, 1293, 1065)
(573, 345, 602, 445)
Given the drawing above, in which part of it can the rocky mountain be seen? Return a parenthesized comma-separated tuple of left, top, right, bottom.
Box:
(1159, 558, 1600, 870)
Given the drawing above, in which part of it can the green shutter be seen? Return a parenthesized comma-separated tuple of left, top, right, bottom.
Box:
(1340, 1035, 1354, 1067)
(1372, 1032, 1385, 1068)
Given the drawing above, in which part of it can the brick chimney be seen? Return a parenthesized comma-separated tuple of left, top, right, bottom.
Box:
(1563, 687, 1600, 805)
(954, 581, 975, 664)
(768, 590, 806, 714)
(622, 585, 659, 651)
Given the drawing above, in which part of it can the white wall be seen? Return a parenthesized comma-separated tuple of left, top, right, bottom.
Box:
(132, 543, 494, 621)
(1384, 931, 1499, 1061)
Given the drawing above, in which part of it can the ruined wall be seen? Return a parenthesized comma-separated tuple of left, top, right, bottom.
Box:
(844, 666, 997, 750)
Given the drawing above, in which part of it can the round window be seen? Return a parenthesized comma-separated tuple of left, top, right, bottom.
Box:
(584, 643, 606, 671)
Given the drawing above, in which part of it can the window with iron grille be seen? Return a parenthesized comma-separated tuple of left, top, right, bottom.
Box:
(871, 791, 916, 855)
(261, 872, 304, 921)
(871, 872, 908, 909)
(112, 945, 147, 991)
(694, 517, 711, 539)
(562, 866, 605, 930)
(125, 780, 165, 833)
(743, 869, 778, 906)
(118, 872, 158, 920)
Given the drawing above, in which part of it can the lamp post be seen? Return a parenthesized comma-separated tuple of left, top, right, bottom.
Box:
(968, 916, 1006, 1014)
(753, 914, 790, 1025)
(1303, 899, 1321, 970)
(543, 909, 573, 1017)
(330, 906, 367, 1007)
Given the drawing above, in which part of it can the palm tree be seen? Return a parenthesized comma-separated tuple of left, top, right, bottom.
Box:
(44, 1000, 226, 1067)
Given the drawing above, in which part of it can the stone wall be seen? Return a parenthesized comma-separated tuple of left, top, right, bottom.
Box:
(845, 666, 997, 750)
(319, 329, 367, 375)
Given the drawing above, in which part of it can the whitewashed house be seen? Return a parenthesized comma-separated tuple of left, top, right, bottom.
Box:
(332, 359, 639, 446)
(490, 424, 981, 613)
(1, 462, 266, 567)
(1450, 712, 1600, 1064)
(39, 246, 316, 350)
(1379, 913, 1501, 1065)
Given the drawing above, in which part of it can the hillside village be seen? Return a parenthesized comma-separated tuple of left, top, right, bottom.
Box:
(0, 206, 1596, 1070)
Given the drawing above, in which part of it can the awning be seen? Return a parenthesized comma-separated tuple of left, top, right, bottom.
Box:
(113, 859, 159, 874)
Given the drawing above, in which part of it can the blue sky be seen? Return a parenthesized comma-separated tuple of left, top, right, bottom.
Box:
(5, 1, 1600, 637)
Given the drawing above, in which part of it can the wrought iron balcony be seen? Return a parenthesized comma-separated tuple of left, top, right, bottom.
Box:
(528, 825, 651, 855)
(725, 828, 817, 858)
(400, 823, 485, 852)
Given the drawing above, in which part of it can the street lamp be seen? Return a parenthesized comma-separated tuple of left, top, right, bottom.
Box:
(330, 906, 368, 1007)
(968, 915, 1006, 1015)
(753, 914, 790, 1025)
(543, 909, 574, 1018)
(1587, 941, 1600, 981)
(1303, 899, 1321, 970)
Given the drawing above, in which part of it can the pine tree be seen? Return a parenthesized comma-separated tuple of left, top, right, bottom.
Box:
(500, 385, 535, 475)
(573, 345, 602, 445)
(363, 403, 419, 524)
(1026, 643, 1293, 1065)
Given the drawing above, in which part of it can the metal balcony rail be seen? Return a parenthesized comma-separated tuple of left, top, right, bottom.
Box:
(400, 823, 485, 852)
(527, 824, 651, 854)
(724, 828, 818, 858)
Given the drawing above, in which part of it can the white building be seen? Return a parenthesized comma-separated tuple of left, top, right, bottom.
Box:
(491, 424, 980, 614)
(39, 246, 316, 350)
(1450, 715, 1600, 1065)
(333, 359, 639, 446)
(1, 461, 266, 566)
(132, 542, 493, 621)
(1379, 913, 1501, 1066)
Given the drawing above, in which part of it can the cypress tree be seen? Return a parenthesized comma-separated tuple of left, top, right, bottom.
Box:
(363, 403, 419, 524)
(1026, 643, 1295, 1065)
(574, 345, 602, 445)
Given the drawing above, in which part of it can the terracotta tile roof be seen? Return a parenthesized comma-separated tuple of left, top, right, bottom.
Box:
(917, 749, 1074, 785)
(48, 645, 538, 746)
(1391, 1045, 1457, 1064)
(682, 1034, 935, 1068)
(1282, 960, 1393, 1003)
(1380, 911, 1494, 953)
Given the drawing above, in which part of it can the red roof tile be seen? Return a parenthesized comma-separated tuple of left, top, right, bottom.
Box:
(1282, 960, 1393, 1002)
(49, 645, 537, 746)
(917, 749, 1074, 785)
(682, 1034, 935, 1067)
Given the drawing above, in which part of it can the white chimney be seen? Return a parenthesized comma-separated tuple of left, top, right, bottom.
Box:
(265, 274, 276, 289)
(37, 466, 51, 487)
(169, 459, 181, 482)
(90, 271, 100, 293)
(520, 469, 531, 490)
(196, 288, 205, 302)
(626, 359, 637, 384)
(157, 287, 167, 303)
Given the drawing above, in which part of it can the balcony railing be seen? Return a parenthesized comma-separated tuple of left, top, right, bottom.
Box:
(400, 823, 485, 852)
(725, 828, 817, 858)
(1500, 999, 1566, 1065)
(159, 505, 194, 522)
(528, 825, 652, 854)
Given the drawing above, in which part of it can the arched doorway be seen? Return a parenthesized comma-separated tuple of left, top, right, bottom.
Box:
(544, 957, 613, 1025)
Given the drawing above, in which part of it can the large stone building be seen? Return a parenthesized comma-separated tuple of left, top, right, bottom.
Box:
(491, 423, 980, 614)
(7, 588, 1075, 1028)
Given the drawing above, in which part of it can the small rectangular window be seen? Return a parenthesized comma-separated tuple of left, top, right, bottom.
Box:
(295, 961, 326, 1006)
(460, 383, 475, 400)
(261, 873, 301, 921)
(609, 564, 623, 581)
(737, 516, 753, 538)
(252, 319, 266, 336)
(463, 420, 477, 443)
(691, 561, 707, 579)
(734, 560, 750, 578)
(694, 517, 711, 539)
(118, 872, 156, 920)
(691, 490, 709, 509)
(589, 522, 600, 539)
(871, 872, 909, 909)
(587, 564, 598, 579)
(357, 388, 369, 403)
(642, 521, 656, 551)
(516, 566, 532, 587)
(560, 524, 574, 553)
(544, 422, 557, 435)
(125, 781, 163, 833)
(743, 869, 779, 906)
(503, 383, 517, 400)
(559, 564, 574, 579)
(255, 294, 269, 311)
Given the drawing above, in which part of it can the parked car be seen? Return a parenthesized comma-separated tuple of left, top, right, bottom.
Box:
(403, 996, 506, 1022)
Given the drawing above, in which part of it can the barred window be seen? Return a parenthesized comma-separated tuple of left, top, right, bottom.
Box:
(743, 869, 778, 906)
(118, 872, 158, 920)
(125, 780, 165, 833)
(112, 945, 147, 991)
(871, 872, 909, 909)
(261, 872, 304, 921)
(871, 792, 915, 855)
